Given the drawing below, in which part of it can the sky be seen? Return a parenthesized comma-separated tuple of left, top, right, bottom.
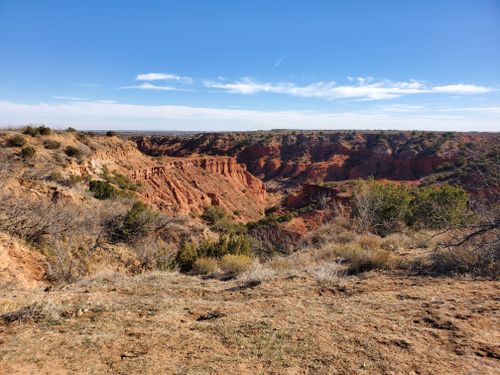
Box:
(0, 0, 499, 131)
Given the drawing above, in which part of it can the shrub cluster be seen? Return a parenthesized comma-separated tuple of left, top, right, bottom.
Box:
(174, 234, 253, 272)
(20, 146, 36, 159)
(7, 135, 27, 147)
(101, 167, 139, 191)
(353, 179, 469, 235)
(23, 125, 51, 137)
(105, 202, 158, 243)
(89, 180, 118, 200)
(201, 205, 245, 234)
(43, 140, 61, 149)
(64, 145, 81, 158)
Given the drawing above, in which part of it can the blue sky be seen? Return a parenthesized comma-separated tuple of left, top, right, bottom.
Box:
(0, 0, 499, 131)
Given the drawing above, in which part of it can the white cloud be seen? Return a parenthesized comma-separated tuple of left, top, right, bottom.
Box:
(431, 84, 492, 94)
(204, 78, 493, 101)
(53, 96, 88, 101)
(136, 73, 193, 84)
(119, 83, 193, 92)
(0, 100, 498, 132)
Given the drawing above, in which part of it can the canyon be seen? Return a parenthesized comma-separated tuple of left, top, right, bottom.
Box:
(135, 131, 499, 193)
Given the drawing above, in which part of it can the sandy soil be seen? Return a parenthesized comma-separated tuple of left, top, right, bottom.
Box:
(0, 270, 498, 374)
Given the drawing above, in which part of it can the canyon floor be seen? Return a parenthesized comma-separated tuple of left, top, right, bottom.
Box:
(0, 269, 498, 375)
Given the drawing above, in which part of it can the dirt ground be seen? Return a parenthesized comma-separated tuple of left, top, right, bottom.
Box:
(0, 270, 498, 375)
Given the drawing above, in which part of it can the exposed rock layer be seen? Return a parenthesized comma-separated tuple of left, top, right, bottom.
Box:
(136, 131, 499, 192)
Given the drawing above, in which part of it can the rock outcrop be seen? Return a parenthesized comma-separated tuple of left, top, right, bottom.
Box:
(130, 156, 267, 220)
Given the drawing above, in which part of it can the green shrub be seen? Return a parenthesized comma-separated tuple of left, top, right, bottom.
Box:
(23, 126, 39, 137)
(201, 205, 246, 234)
(105, 171, 138, 191)
(7, 135, 27, 147)
(89, 180, 118, 200)
(353, 179, 412, 236)
(20, 146, 36, 158)
(43, 140, 61, 149)
(173, 234, 254, 273)
(20, 146, 36, 159)
(106, 202, 158, 242)
(64, 145, 81, 158)
(201, 205, 227, 226)
(65, 173, 83, 186)
(106, 131, 117, 137)
(23, 125, 51, 136)
(66, 127, 77, 133)
(409, 185, 469, 229)
(353, 180, 469, 235)
(38, 126, 51, 135)
(174, 241, 198, 272)
(197, 234, 253, 259)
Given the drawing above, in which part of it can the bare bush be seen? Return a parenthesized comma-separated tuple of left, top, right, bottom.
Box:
(381, 233, 412, 251)
(310, 262, 345, 287)
(357, 234, 381, 251)
(130, 238, 176, 271)
(430, 245, 499, 278)
(237, 261, 276, 287)
(0, 195, 90, 245)
(321, 243, 391, 275)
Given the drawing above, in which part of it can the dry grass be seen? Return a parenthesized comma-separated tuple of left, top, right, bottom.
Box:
(0, 270, 497, 374)
(192, 256, 220, 275)
(381, 233, 412, 251)
(430, 246, 499, 278)
(219, 254, 253, 276)
(410, 232, 434, 248)
(324, 243, 392, 274)
(336, 231, 358, 244)
(356, 234, 382, 250)
(267, 256, 294, 274)
(237, 261, 276, 287)
(309, 262, 346, 288)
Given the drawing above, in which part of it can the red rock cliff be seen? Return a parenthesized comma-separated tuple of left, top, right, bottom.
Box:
(130, 156, 267, 221)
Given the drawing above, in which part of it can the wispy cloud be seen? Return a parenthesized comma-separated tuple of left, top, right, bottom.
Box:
(0, 100, 498, 132)
(204, 77, 493, 101)
(136, 73, 193, 84)
(273, 54, 288, 69)
(119, 83, 193, 92)
(53, 96, 88, 101)
(378, 104, 426, 112)
(461, 106, 500, 113)
(431, 84, 492, 94)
